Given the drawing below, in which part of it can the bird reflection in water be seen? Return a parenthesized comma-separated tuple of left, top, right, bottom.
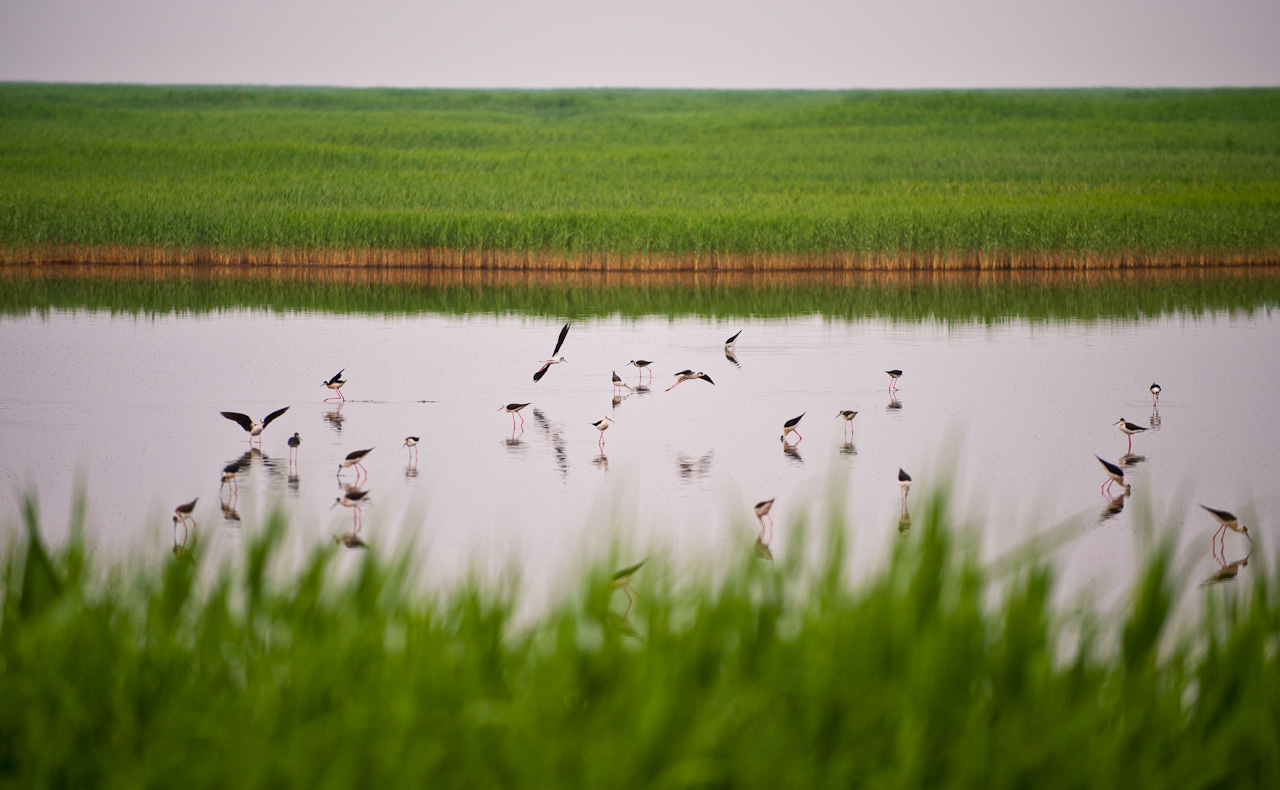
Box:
(220, 495, 240, 524)
(1120, 453, 1146, 469)
(532, 408, 568, 478)
(323, 402, 345, 435)
(335, 530, 368, 550)
(287, 473, 301, 495)
(611, 394, 625, 410)
(405, 461, 419, 480)
(1202, 547, 1250, 587)
(840, 440, 857, 456)
(611, 560, 645, 617)
(898, 494, 911, 533)
(593, 452, 610, 472)
(1098, 488, 1128, 524)
(1149, 403, 1162, 430)
(754, 535, 774, 565)
(724, 346, 741, 368)
(781, 438, 803, 465)
(634, 384, 652, 395)
(886, 394, 903, 412)
(675, 450, 714, 481)
(172, 516, 197, 560)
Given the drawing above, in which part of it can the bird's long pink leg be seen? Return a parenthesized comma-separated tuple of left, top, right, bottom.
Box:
(1127, 435, 1132, 452)
(665, 380, 683, 392)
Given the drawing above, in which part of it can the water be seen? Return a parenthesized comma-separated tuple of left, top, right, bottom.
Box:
(2, 272, 1278, 609)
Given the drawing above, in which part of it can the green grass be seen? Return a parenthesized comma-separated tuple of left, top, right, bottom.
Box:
(3, 493, 1277, 788)
(2, 84, 1279, 255)
(3, 267, 1280, 321)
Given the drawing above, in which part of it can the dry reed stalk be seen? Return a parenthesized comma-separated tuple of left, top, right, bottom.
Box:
(2, 245, 1278, 271)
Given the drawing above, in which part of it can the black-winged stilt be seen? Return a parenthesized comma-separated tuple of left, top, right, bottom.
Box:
(221, 407, 289, 445)
(403, 436, 419, 462)
(1150, 382, 1161, 406)
(836, 410, 858, 437)
(666, 370, 714, 392)
(332, 488, 371, 528)
(499, 402, 530, 429)
(611, 560, 645, 615)
(724, 330, 742, 350)
(1095, 455, 1129, 496)
(337, 448, 374, 480)
(898, 468, 912, 499)
(754, 498, 775, 540)
(1114, 418, 1147, 451)
(591, 416, 613, 448)
(287, 432, 301, 467)
(1200, 504, 1252, 557)
(886, 370, 903, 391)
(220, 461, 241, 493)
(172, 498, 198, 529)
(323, 369, 347, 401)
(612, 371, 632, 393)
(626, 360, 654, 382)
(780, 412, 805, 442)
(533, 322, 571, 383)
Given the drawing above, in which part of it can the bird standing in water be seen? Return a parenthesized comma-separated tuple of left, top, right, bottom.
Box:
(323, 369, 347, 401)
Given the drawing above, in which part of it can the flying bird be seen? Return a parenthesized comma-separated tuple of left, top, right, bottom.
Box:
(221, 407, 289, 445)
(666, 370, 714, 391)
(533, 322, 571, 382)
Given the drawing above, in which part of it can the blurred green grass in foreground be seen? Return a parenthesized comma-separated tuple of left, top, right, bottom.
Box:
(2, 492, 1277, 788)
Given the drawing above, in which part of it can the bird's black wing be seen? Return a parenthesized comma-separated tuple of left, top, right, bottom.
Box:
(176, 498, 198, 513)
(223, 461, 241, 474)
(552, 322, 571, 357)
(674, 369, 694, 376)
(1095, 455, 1123, 476)
(221, 411, 254, 432)
(700, 374, 715, 385)
(327, 369, 345, 385)
(346, 448, 374, 461)
(1200, 504, 1237, 522)
(262, 407, 290, 428)
(785, 412, 806, 428)
(725, 330, 742, 345)
(533, 362, 551, 383)
(899, 468, 912, 482)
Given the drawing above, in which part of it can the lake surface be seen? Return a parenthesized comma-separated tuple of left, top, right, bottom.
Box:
(2, 266, 1278, 609)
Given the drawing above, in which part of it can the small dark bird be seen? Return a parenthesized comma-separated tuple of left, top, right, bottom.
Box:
(836, 410, 858, 436)
(754, 498, 776, 534)
(1095, 455, 1129, 496)
(886, 370, 903, 391)
(1150, 382, 1161, 406)
(220, 461, 241, 492)
(323, 369, 347, 401)
(666, 370, 715, 391)
(403, 436, 419, 462)
(898, 468, 912, 498)
(221, 407, 289, 445)
(612, 371, 632, 393)
(172, 498, 198, 529)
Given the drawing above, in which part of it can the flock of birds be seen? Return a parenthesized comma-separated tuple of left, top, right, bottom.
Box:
(169, 326, 1255, 590)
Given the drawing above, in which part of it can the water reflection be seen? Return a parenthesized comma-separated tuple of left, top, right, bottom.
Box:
(1098, 489, 1128, 524)
(405, 462, 419, 480)
(1120, 454, 1147, 469)
(336, 530, 368, 550)
(675, 451, 714, 482)
(532, 408, 568, 479)
(287, 473, 300, 496)
(1201, 550, 1250, 586)
(592, 452, 610, 472)
(754, 535, 774, 565)
(898, 502, 911, 533)
(172, 518, 196, 559)
(724, 347, 741, 368)
(840, 441, 857, 457)
(781, 439, 803, 465)
(1149, 404, 1162, 430)
(220, 494, 240, 524)
(886, 394, 902, 412)
(610, 561, 645, 617)
(323, 402, 345, 434)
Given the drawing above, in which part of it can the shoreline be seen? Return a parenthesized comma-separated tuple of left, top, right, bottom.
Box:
(3, 245, 1279, 271)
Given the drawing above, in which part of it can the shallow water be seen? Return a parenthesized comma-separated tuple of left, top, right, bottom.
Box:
(2, 277, 1277, 607)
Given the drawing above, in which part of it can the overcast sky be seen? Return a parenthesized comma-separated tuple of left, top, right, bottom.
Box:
(2, 0, 1278, 89)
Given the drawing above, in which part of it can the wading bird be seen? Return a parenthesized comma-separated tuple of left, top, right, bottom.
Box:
(592, 416, 613, 448)
(724, 330, 742, 350)
(220, 407, 289, 446)
(337, 448, 374, 480)
(403, 436, 419, 462)
(612, 371, 632, 393)
(780, 412, 805, 443)
(287, 432, 301, 464)
(899, 468, 912, 499)
(1200, 504, 1252, 557)
(323, 369, 347, 401)
(1114, 418, 1147, 452)
(172, 498, 198, 530)
(1096, 455, 1129, 496)
(611, 560, 646, 615)
(331, 488, 371, 528)
(1150, 382, 1161, 406)
(499, 402, 530, 429)
(220, 461, 241, 493)
(886, 370, 903, 392)
(626, 360, 654, 382)
(666, 370, 714, 391)
(754, 498, 776, 539)
(836, 410, 858, 437)
(533, 322, 571, 383)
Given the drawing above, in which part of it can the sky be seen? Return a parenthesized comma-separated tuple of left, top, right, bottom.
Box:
(2, 0, 1278, 89)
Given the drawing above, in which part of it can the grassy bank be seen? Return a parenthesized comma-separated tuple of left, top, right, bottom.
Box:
(3, 264, 1280, 321)
(2, 84, 1279, 264)
(2, 497, 1277, 787)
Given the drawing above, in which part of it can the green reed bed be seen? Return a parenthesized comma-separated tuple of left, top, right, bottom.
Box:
(3, 269, 1280, 322)
(2, 84, 1279, 257)
(3, 494, 1277, 788)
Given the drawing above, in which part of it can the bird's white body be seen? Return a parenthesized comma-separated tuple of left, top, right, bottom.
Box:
(780, 413, 805, 442)
(592, 416, 613, 447)
(1115, 418, 1146, 437)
